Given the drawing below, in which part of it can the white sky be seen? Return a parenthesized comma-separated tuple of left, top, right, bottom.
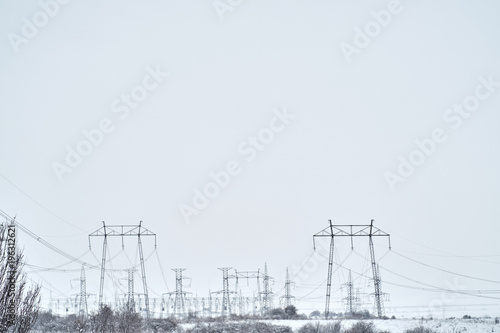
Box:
(1, 0, 499, 318)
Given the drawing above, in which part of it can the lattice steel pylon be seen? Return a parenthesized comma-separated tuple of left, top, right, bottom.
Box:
(218, 267, 233, 316)
(229, 269, 261, 315)
(313, 219, 390, 319)
(89, 221, 156, 318)
(369, 238, 385, 318)
(260, 263, 273, 314)
(172, 268, 187, 317)
(79, 265, 88, 318)
(343, 269, 357, 315)
(127, 269, 136, 311)
(280, 267, 294, 308)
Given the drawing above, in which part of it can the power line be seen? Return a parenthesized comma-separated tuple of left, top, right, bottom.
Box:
(349, 249, 500, 296)
(375, 221, 500, 261)
(379, 265, 500, 300)
(396, 248, 500, 262)
(391, 250, 500, 284)
(383, 279, 500, 296)
(329, 254, 500, 301)
(25, 264, 84, 273)
(0, 177, 87, 232)
(154, 248, 170, 292)
(24, 250, 92, 272)
(1, 210, 97, 269)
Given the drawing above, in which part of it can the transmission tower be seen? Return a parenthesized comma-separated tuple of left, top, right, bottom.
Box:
(313, 219, 390, 319)
(218, 267, 233, 316)
(88, 221, 156, 318)
(370, 263, 387, 317)
(280, 267, 294, 308)
(79, 265, 88, 318)
(171, 268, 187, 317)
(343, 269, 357, 315)
(260, 263, 273, 314)
(127, 269, 136, 311)
(208, 290, 213, 317)
(229, 269, 261, 315)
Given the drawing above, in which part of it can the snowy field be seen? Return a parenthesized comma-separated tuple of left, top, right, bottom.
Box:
(182, 318, 500, 333)
(266, 319, 499, 333)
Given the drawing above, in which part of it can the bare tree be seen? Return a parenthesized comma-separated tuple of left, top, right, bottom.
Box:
(115, 302, 142, 333)
(0, 222, 41, 332)
(89, 304, 114, 333)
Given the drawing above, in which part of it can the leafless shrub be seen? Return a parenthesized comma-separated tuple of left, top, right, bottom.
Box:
(0, 223, 41, 333)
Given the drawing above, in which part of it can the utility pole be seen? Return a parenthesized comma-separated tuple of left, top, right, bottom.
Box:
(313, 219, 390, 319)
(89, 221, 156, 318)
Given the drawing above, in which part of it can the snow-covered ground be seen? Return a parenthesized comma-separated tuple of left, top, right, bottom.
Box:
(262, 318, 500, 333)
(182, 318, 500, 332)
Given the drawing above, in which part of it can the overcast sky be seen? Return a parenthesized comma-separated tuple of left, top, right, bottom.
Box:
(1, 0, 499, 318)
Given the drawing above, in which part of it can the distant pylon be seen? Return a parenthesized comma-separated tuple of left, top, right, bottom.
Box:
(219, 267, 232, 316)
(343, 269, 357, 314)
(172, 268, 187, 317)
(260, 263, 273, 314)
(127, 269, 136, 311)
(208, 289, 213, 317)
(79, 265, 88, 318)
(281, 267, 294, 308)
(229, 269, 261, 315)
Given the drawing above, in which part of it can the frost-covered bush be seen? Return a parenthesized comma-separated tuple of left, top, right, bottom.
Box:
(344, 321, 378, 333)
(298, 321, 342, 333)
(404, 326, 435, 333)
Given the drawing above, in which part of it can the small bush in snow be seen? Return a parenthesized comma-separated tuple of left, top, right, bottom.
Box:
(298, 321, 342, 333)
(404, 326, 435, 333)
(344, 321, 377, 333)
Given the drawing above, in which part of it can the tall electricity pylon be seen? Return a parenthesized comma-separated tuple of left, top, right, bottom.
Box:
(371, 263, 386, 317)
(89, 221, 156, 318)
(313, 219, 390, 319)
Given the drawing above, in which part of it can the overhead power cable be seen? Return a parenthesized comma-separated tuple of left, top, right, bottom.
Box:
(375, 221, 500, 261)
(154, 249, 170, 292)
(0, 210, 97, 269)
(0, 178, 87, 232)
(379, 265, 500, 300)
(396, 249, 500, 264)
(328, 254, 500, 301)
(391, 250, 500, 284)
